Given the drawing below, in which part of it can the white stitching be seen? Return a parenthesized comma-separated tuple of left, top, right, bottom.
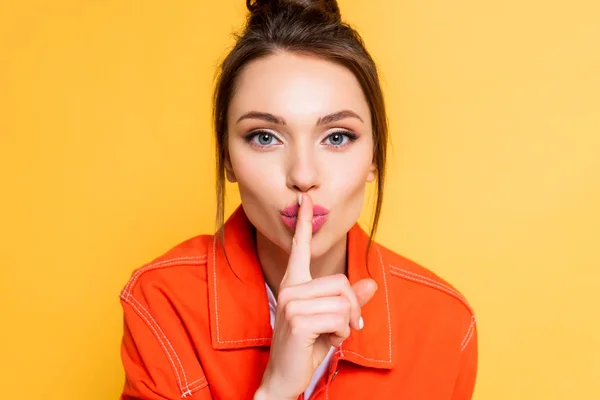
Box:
(325, 351, 338, 400)
(461, 317, 475, 348)
(388, 266, 476, 352)
(122, 295, 185, 394)
(124, 255, 207, 296)
(219, 337, 271, 343)
(341, 349, 394, 363)
(181, 377, 209, 398)
(389, 268, 461, 300)
(123, 255, 206, 296)
(461, 316, 476, 352)
(337, 344, 344, 358)
(121, 254, 208, 396)
(376, 245, 393, 362)
(338, 246, 392, 363)
(389, 266, 466, 302)
(130, 296, 189, 389)
(183, 377, 207, 390)
(388, 267, 473, 313)
(125, 293, 210, 397)
(325, 349, 343, 400)
(212, 235, 270, 344)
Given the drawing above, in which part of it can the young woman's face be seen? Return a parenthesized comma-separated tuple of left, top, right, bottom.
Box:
(226, 52, 376, 258)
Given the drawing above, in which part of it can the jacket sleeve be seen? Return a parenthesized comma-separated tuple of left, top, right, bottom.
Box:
(119, 293, 212, 400)
(451, 318, 478, 400)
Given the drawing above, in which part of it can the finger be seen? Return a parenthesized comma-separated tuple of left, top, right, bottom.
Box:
(281, 193, 313, 287)
(329, 332, 346, 347)
(351, 279, 378, 330)
(278, 274, 362, 330)
(289, 313, 351, 343)
(282, 297, 351, 318)
(352, 279, 378, 307)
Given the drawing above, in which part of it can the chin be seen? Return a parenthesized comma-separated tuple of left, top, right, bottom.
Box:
(309, 230, 341, 259)
(309, 243, 332, 259)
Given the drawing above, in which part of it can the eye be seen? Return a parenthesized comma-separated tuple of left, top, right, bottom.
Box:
(245, 130, 282, 148)
(323, 130, 358, 147)
(255, 132, 275, 146)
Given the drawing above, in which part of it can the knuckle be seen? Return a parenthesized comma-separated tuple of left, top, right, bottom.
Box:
(333, 273, 349, 286)
(341, 327, 351, 339)
(283, 301, 297, 320)
(289, 316, 304, 336)
(332, 274, 358, 303)
(277, 288, 292, 306)
(339, 297, 351, 314)
(336, 326, 351, 340)
(333, 313, 346, 327)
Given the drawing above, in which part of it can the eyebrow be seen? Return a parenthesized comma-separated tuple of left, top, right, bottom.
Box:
(235, 110, 364, 126)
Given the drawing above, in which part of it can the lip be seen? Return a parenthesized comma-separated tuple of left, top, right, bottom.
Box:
(280, 203, 330, 233)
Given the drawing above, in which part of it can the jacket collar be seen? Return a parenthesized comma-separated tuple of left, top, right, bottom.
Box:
(207, 205, 394, 369)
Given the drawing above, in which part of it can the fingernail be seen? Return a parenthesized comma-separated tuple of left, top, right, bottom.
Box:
(298, 193, 303, 206)
(358, 316, 364, 330)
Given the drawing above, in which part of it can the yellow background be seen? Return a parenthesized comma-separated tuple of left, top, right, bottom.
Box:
(1, 0, 598, 398)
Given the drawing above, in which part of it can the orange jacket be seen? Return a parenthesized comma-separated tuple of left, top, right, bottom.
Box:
(120, 206, 478, 399)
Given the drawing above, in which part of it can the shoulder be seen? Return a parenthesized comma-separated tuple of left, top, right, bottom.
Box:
(377, 242, 473, 314)
(120, 234, 213, 303)
(375, 242, 476, 350)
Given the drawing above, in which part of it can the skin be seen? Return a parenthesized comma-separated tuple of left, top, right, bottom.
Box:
(224, 51, 378, 399)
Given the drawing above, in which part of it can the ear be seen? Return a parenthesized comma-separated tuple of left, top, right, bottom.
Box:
(366, 161, 377, 183)
(224, 152, 237, 183)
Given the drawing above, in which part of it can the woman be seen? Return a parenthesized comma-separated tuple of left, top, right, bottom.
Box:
(119, 0, 478, 399)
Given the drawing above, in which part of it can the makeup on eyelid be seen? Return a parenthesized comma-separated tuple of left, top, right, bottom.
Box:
(243, 130, 359, 148)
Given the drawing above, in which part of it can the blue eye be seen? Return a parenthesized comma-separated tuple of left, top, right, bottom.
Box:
(255, 132, 275, 145)
(324, 130, 358, 147)
(245, 131, 281, 148)
(327, 132, 346, 146)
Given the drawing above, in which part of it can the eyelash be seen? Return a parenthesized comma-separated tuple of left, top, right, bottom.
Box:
(244, 129, 359, 149)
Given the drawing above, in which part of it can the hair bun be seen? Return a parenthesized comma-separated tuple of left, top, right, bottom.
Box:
(246, 0, 341, 20)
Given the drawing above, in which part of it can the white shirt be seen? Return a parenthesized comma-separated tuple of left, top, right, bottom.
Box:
(265, 283, 336, 399)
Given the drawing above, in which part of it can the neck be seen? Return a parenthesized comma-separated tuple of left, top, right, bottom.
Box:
(255, 229, 348, 298)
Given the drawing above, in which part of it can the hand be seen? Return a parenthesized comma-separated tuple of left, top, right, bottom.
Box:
(255, 193, 378, 400)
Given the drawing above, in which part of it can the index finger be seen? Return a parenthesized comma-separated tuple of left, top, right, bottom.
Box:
(281, 193, 313, 287)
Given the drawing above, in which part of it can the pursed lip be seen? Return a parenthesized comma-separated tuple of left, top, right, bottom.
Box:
(280, 203, 330, 217)
(280, 203, 330, 233)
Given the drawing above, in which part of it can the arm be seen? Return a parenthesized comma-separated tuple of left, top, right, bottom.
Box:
(120, 295, 212, 400)
(451, 318, 478, 400)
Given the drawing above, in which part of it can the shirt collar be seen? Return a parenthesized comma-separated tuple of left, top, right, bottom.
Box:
(207, 205, 394, 369)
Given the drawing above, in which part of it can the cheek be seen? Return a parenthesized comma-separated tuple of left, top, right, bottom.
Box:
(229, 146, 283, 201)
(327, 152, 372, 196)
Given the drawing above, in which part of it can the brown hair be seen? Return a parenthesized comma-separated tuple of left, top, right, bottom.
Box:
(213, 0, 388, 255)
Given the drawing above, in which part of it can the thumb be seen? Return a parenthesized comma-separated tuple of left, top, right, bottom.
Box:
(352, 278, 378, 307)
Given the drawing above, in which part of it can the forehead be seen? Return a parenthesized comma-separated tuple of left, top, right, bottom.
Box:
(229, 52, 370, 123)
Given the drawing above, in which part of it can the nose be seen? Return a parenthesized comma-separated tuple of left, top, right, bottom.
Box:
(286, 143, 320, 194)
